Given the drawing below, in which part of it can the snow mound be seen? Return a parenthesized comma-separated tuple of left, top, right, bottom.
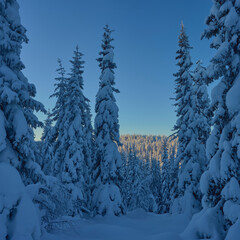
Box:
(181, 207, 224, 240)
(0, 163, 40, 240)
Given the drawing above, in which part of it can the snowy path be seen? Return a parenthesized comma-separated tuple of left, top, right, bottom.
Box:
(42, 210, 189, 240)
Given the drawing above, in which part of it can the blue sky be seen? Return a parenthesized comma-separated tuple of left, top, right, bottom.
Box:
(19, 0, 213, 140)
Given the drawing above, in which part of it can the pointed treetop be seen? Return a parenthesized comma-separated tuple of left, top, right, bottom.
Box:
(100, 25, 115, 51)
(177, 21, 191, 49)
(57, 58, 63, 67)
(69, 45, 84, 88)
(104, 24, 114, 34)
(181, 20, 184, 30)
(56, 58, 66, 77)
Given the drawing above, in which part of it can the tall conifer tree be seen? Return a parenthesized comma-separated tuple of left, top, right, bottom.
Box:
(51, 59, 67, 176)
(92, 25, 124, 216)
(0, 0, 45, 184)
(51, 47, 92, 216)
(183, 1, 240, 238)
(172, 23, 195, 215)
(173, 26, 211, 217)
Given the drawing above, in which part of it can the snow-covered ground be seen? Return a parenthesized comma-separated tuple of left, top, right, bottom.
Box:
(42, 210, 189, 240)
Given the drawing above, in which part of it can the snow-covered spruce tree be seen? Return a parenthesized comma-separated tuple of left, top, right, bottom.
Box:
(92, 25, 124, 216)
(0, 0, 46, 237)
(41, 110, 54, 175)
(151, 157, 162, 213)
(137, 153, 157, 212)
(50, 58, 67, 123)
(119, 150, 128, 208)
(27, 59, 73, 224)
(191, 60, 211, 168)
(51, 47, 92, 216)
(172, 22, 203, 216)
(172, 22, 193, 213)
(70, 47, 94, 210)
(161, 139, 171, 213)
(176, 60, 211, 217)
(50, 59, 67, 176)
(0, 0, 45, 184)
(169, 145, 179, 212)
(183, 1, 240, 239)
(192, 60, 211, 141)
(121, 146, 157, 213)
(125, 147, 142, 211)
(121, 147, 133, 210)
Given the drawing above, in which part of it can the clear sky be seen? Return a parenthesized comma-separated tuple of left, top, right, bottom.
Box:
(18, 0, 213, 140)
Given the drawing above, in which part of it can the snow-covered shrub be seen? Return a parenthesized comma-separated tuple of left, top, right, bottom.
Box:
(33, 176, 73, 229)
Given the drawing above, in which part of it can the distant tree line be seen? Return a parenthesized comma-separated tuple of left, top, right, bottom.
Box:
(119, 134, 177, 163)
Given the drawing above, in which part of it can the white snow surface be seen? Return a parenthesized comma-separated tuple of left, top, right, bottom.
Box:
(42, 210, 189, 240)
